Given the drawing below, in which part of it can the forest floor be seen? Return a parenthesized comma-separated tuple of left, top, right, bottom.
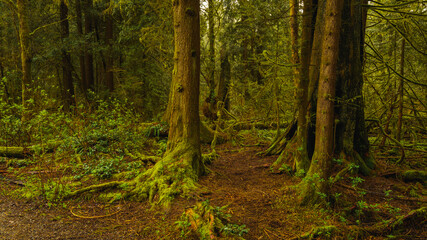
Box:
(0, 138, 426, 239)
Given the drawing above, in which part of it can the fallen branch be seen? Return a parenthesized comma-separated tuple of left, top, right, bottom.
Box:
(291, 225, 338, 239)
(366, 119, 405, 164)
(64, 181, 127, 199)
(70, 206, 122, 219)
(0, 141, 62, 158)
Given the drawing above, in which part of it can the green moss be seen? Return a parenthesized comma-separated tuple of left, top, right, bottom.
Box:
(128, 142, 203, 206)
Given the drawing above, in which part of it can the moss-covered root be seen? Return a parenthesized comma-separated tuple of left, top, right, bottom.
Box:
(339, 151, 375, 176)
(202, 151, 219, 165)
(356, 207, 426, 236)
(64, 181, 127, 200)
(297, 177, 329, 207)
(128, 144, 203, 206)
(294, 225, 338, 239)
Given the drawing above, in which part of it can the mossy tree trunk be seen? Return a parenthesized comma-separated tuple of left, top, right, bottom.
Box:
(264, 0, 375, 205)
(293, 0, 314, 174)
(17, 0, 31, 122)
(298, 0, 343, 205)
(130, 0, 205, 205)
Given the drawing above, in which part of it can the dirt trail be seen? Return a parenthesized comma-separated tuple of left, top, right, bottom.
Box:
(198, 145, 296, 239)
(0, 144, 296, 239)
(2, 144, 421, 239)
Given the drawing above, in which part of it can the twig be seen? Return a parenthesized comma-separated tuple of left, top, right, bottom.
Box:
(70, 206, 122, 219)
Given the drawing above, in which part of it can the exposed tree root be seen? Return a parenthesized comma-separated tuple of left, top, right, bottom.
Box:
(65, 181, 126, 199)
(338, 150, 375, 176)
(259, 118, 297, 157)
(353, 207, 426, 236)
(291, 225, 338, 239)
(270, 137, 298, 173)
(64, 144, 203, 207)
(291, 208, 426, 239)
(125, 143, 203, 206)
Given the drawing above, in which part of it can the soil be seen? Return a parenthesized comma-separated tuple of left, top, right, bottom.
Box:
(0, 142, 426, 239)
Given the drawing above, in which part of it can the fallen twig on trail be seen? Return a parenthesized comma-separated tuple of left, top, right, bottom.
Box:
(70, 206, 122, 219)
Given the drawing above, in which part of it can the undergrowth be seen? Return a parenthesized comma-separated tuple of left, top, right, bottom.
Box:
(176, 200, 249, 239)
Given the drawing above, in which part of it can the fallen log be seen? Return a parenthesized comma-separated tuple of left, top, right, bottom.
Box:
(0, 141, 62, 158)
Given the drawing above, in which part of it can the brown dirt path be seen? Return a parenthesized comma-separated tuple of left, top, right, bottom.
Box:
(0, 144, 306, 239)
(1, 143, 423, 239)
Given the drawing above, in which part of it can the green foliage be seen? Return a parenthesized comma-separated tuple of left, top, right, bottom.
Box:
(143, 122, 168, 138)
(17, 178, 72, 207)
(89, 156, 122, 180)
(176, 200, 249, 239)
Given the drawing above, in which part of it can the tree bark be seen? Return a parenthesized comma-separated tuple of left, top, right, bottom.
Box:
(294, 0, 314, 173)
(83, 0, 94, 92)
(75, 0, 86, 95)
(290, 0, 300, 87)
(17, 0, 31, 121)
(60, 0, 75, 110)
(207, 0, 215, 102)
(105, 12, 114, 92)
(299, 0, 343, 206)
(217, 47, 230, 111)
(130, 0, 205, 205)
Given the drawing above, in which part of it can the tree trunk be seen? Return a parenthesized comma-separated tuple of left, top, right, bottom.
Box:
(17, 0, 31, 121)
(207, 0, 215, 104)
(105, 12, 114, 92)
(294, 0, 314, 173)
(217, 47, 230, 111)
(75, 0, 86, 94)
(84, 0, 94, 92)
(60, 0, 75, 110)
(130, 0, 204, 205)
(334, 0, 374, 175)
(264, 0, 375, 182)
(289, 0, 300, 88)
(299, 0, 343, 206)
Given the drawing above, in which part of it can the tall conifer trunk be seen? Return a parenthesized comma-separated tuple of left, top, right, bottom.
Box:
(208, 0, 215, 103)
(299, 0, 343, 205)
(83, 0, 94, 91)
(75, 0, 86, 94)
(105, 13, 114, 92)
(17, 0, 31, 121)
(60, 0, 74, 110)
(130, 0, 204, 205)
